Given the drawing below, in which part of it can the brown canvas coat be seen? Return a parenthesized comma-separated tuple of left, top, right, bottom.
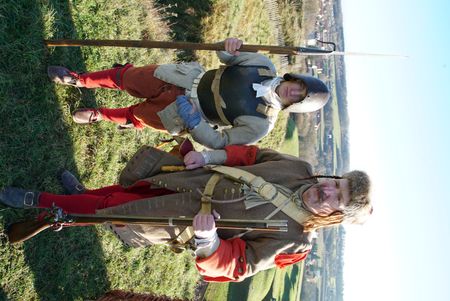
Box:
(97, 146, 317, 279)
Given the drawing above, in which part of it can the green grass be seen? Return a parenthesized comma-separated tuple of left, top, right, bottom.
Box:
(205, 264, 305, 301)
(0, 0, 295, 300)
(199, 0, 277, 69)
(319, 108, 325, 153)
(329, 59, 342, 174)
(316, 61, 341, 173)
(0, 1, 198, 300)
(280, 116, 299, 156)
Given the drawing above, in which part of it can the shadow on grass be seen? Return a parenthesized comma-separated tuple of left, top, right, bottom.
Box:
(0, 288, 6, 301)
(23, 227, 109, 301)
(154, 0, 214, 61)
(285, 115, 297, 139)
(0, 0, 108, 300)
(281, 265, 299, 301)
(227, 277, 252, 300)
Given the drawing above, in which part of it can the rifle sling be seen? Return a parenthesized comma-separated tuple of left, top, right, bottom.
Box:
(209, 165, 311, 226)
(173, 173, 223, 245)
(172, 163, 312, 246)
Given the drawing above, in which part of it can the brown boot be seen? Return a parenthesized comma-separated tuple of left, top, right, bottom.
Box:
(47, 66, 83, 87)
(72, 108, 103, 124)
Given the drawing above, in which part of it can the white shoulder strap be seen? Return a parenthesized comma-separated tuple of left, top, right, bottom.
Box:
(209, 165, 312, 225)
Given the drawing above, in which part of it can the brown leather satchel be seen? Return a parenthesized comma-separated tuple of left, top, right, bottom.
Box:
(118, 138, 193, 187)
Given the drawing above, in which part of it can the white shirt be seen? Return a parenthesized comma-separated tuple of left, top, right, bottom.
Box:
(253, 77, 284, 108)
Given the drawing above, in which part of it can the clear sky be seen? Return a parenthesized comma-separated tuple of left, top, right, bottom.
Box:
(341, 0, 450, 300)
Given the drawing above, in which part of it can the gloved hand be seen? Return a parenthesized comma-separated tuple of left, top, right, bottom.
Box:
(176, 95, 201, 130)
(184, 151, 206, 170)
(193, 210, 221, 239)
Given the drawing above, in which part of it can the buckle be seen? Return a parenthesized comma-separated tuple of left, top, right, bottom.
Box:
(75, 184, 84, 192)
(23, 192, 35, 207)
(201, 196, 212, 203)
(258, 182, 278, 202)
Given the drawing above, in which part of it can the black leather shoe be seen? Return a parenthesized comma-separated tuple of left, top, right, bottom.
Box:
(60, 170, 86, 195)
(0, 188, 40, 208)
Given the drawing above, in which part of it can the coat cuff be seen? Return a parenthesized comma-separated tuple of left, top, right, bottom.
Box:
(201, 150, 227, 165)
(224, 145, 258, 166)
(274, 251, 310, 268)
(195, 238, 247, 282)
(194, 232, 220, 258)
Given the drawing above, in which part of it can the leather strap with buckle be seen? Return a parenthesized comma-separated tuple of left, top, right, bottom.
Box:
(172, 173, 223, 246)
(23, 192, 36, 207)
(211, 66, 232, 125)
(208, 165, 311, 226)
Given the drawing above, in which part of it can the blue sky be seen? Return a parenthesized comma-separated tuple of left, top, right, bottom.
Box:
(341, 0, 450, 300)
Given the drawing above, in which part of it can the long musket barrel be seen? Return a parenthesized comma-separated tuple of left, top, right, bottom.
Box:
(44, 39, 328, 55)
(67, 213, 288, 232)
(44, 39, 408, 58)
(6, 212, 288, 244)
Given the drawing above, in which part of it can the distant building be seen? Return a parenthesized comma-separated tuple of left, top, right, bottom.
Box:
(306, 39, 317, 46)
(314, 112, 321, 130)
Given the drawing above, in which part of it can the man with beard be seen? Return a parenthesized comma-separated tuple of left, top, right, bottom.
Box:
(0, 145, 371, 282)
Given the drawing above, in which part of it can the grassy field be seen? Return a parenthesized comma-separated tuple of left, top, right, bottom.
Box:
(0, 0, 295, 300)
(0, 1, 195, 300)
(198, 0, 276, 69)
(330, 60, 342, 174)
(205, 263, 304, 301)
(316, 76, 341, 174)
(280, 116, 299, 157)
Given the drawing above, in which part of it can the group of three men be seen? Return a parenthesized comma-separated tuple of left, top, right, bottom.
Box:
(0, 38, 372, 282)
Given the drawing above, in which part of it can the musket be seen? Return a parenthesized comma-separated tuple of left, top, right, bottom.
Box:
(44, 39, 331, 55)
(6, 207, 288, 244)
(44, 39, 407, 58)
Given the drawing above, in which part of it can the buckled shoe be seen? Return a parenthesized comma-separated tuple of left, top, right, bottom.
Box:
(60, 170, 86, 195)
(72, 108, 103, 124)
(0, 188, 40, 208)
(117, 122, 135, 131)
(47, 66, 83, 87)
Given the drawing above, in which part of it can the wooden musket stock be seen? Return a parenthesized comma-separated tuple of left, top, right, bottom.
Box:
(7, 219, 53, 244)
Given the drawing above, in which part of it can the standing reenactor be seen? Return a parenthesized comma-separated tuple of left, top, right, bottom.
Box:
(48, 38, 329, 149)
